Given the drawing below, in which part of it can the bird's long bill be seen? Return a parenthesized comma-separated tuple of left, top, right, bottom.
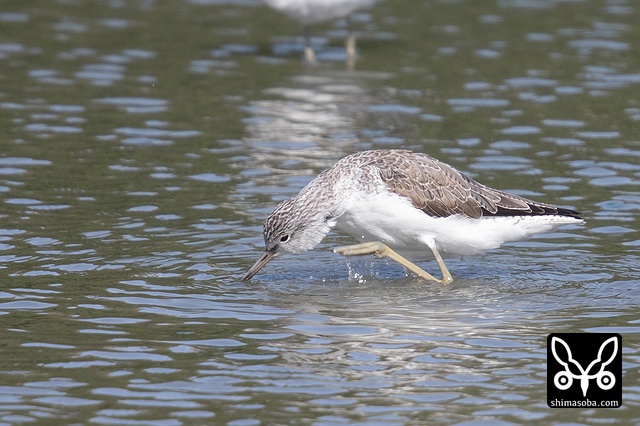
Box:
(241, 250, 277, 281)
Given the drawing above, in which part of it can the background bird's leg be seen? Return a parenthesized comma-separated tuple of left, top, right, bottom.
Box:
(303, 25, 316, 63)
(345, 16, 356, 60)
(334, 242, 450, 283)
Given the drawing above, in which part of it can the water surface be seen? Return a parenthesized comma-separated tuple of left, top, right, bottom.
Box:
(1, 0, 639, 424)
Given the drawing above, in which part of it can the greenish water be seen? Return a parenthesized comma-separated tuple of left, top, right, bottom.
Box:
(0, 0, 639, 424)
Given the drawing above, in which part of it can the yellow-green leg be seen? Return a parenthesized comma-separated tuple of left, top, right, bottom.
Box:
(304, 45, 316, 64)
(345, 16, 356, 70)
(345, 16, 356, 60)
(334, 241, 453, 284)
(303, 25, 316, 64)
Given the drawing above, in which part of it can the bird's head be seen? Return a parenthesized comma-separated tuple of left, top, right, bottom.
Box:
(241, 197, 336, 281)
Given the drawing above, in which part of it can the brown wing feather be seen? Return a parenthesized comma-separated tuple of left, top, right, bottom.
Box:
(365, 150, 580, 219)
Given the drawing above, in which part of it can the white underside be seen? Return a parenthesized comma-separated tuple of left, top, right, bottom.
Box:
(262, 0, 377, 23)
(333, 191, 584, 258)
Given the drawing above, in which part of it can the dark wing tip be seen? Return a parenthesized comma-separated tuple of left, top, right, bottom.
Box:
(484, 202, 582, 219)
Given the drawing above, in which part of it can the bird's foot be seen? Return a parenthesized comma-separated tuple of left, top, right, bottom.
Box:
(334, 242, 452, 284)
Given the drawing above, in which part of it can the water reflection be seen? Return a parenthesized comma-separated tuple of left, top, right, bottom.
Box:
(241, 71, 379, 174)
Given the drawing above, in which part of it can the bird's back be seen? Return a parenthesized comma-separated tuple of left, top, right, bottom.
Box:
(326, 150, 583, 257)
(332, 149, 582, 221)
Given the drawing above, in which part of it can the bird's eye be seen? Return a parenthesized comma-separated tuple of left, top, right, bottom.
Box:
(279, 235, 290, 243)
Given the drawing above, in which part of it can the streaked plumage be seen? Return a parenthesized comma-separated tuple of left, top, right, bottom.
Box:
(242, 149, 584, 282)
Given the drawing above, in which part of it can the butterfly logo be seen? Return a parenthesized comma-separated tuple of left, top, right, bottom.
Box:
(551, 335, 618, 397)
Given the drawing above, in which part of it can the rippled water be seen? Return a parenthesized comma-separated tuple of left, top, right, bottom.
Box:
(1, 0, 639, 424)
